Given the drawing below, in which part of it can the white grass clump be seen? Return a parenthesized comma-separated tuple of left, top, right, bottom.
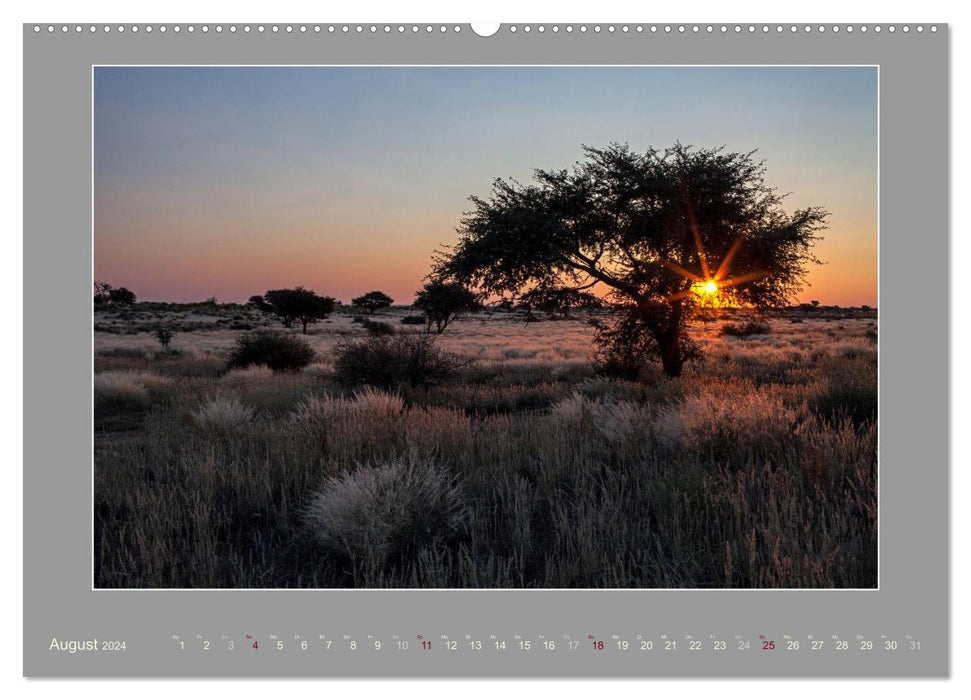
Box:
(654, 391, 798, 451)
(593, 400, 647, 445)
(192, 395, 255, 432)
(94, 370, 172, 404)
(348, 387, 405, 418)
(550, 394, 649, 445)
(290, 394, 341, 427)
(549, 393, 591, 424)
(304, 457, 467, 563)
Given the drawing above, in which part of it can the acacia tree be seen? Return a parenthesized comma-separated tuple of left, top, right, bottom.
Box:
(254, 287, 336, 334)
(413, 280, 479, 334)
(433, 143, 827, 377)
(352, 290, 394, 315)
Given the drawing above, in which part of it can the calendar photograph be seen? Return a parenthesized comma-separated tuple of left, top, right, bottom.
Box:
(92, 65, 878, 590)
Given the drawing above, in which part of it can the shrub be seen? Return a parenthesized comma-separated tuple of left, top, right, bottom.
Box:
(333, 334, 465, 390)
(362, 319, 395, 336)
(304, 457, 467, 566)
(151, 326, 176, 348)
(226, 331, 316, 372)
(400, 315, 427, 325)
(351, 315, 366, 324)
(192, 395, 255, 432)
(720, 321, 771, 337)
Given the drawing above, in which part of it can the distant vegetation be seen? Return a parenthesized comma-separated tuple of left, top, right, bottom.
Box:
(413, 280, 480, 334)
(227, 330, 316, 372)
(94, 280, 136, 306)
(248, 287, 337, 334)
(351, 290, 394, 315)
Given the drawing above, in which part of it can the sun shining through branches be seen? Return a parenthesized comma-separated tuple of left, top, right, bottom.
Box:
(438, 142, 828, 377)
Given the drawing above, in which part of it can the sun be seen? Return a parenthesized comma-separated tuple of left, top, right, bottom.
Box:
(690, 279, 719, 297)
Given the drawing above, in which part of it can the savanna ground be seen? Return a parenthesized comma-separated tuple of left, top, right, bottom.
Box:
(94, 303, 877, 588)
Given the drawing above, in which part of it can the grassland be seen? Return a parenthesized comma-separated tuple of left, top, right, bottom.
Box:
(94, 304, 877, 588)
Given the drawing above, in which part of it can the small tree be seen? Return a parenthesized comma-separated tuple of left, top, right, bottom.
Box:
(151, 326, 176, 348)
(352, 290, 394, 315)
(255, 287, 336, 334)
(109, 287, 136, 305)
(413, 280, 479, 334)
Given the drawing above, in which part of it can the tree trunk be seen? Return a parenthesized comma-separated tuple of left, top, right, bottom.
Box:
(658, 334, 684, 378)
(655, 301, 684, 378)
(301, 320, 308, 334)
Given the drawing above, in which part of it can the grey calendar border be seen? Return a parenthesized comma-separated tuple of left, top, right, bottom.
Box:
(23, 24, 948, 677)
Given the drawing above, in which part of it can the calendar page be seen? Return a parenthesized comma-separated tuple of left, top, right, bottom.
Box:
(23, 21, 948, 677)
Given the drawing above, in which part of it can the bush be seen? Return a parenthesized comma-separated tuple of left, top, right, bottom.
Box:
(400, 315, 427, 325)
(720, 321, 771, 337)
(362, 319, 395, 336)
(304, 457, 467, 566)
(151, 326, 176, 348)
(226, 331, 316, 372)
(333, 334, 465, 390)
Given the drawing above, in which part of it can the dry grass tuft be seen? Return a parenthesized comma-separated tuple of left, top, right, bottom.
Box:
(304, 457, 467, 569)
(192, 395, 256, 432)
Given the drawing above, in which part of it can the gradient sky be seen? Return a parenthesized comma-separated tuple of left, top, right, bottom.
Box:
(94, 66, 877, 306)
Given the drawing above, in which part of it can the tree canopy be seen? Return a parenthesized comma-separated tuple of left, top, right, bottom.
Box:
(433, 142, 827, 376)
(352, 290, 394, 314)
(94, 281, 136, 306)
(413, 280, 480, 334)
(251, 287, 336, 334)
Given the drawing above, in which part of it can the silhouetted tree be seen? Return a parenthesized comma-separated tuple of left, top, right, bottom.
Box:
(93, 281, 112, 306)
(413, 280, 480, 334)
(110, 288, 136, 305)
(352, 290, 394, 315)
(434, 142, 827, 377)
(94, 281, 137, 306)
(256, 287, 336, 334)
(247, 295, 273, 313)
